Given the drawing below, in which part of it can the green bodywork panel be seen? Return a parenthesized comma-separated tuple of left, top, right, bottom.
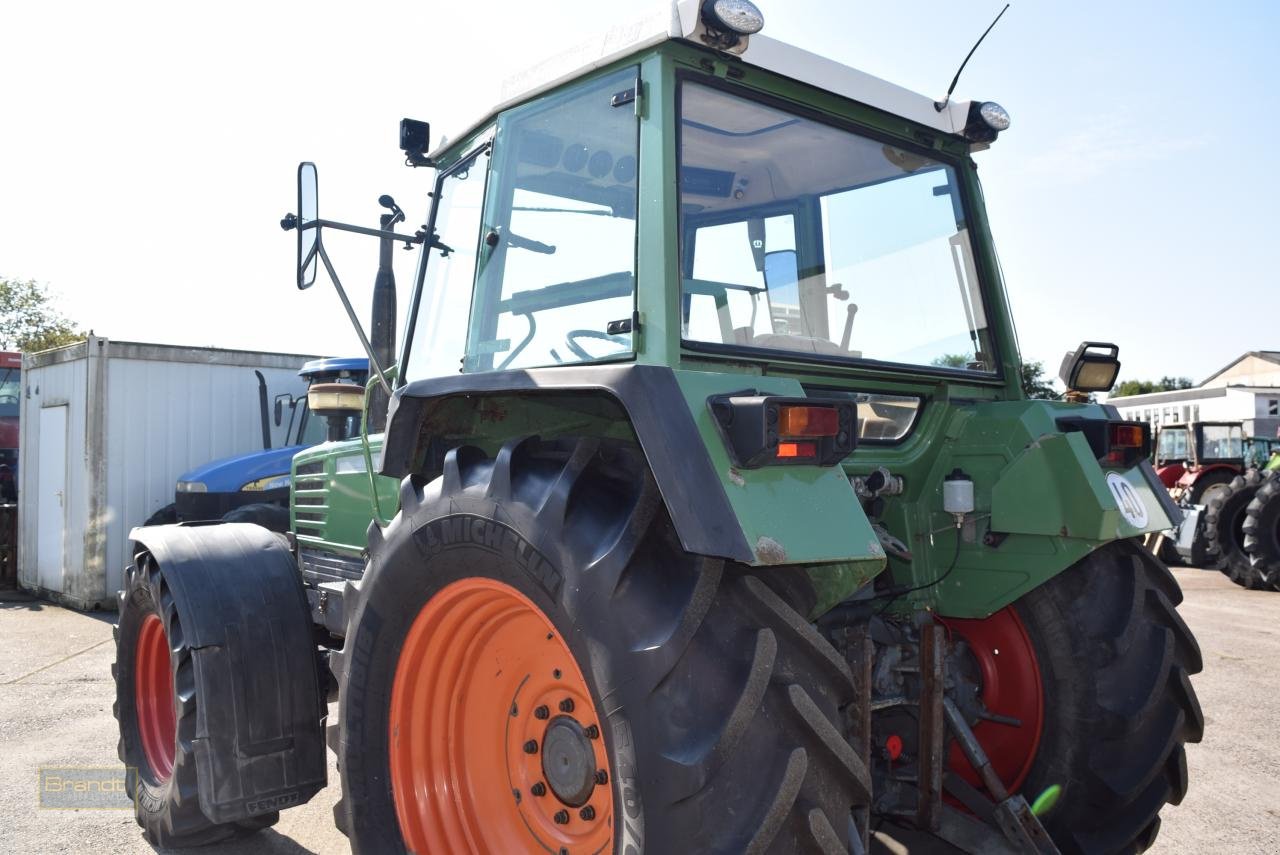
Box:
(292, 437, 397, 559)
(671, 370, 883, 574)
(867, 399, 1176, 618)
(291, 42, 1175, 623)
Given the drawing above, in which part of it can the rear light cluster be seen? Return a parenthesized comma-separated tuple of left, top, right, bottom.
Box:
(709, 394, 856, 468)
(1057, 417, 1151, 468)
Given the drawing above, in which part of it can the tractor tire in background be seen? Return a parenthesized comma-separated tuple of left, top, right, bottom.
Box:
(332, 436, 869, 854)
(143, 503, 177, 526)
(947, 540, 1203, 854)
(1203, 470, 1269, 589)
(221, 502, 291, 533)
(1243, 470, 1280, 590)
(113, 550, 278, 846)
(1187, 470, 1235, 507)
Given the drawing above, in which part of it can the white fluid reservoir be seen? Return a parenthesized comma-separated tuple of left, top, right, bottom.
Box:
(943, 469, 975, 516)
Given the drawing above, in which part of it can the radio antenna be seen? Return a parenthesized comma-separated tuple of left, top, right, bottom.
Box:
(934, 3, 1010, 112)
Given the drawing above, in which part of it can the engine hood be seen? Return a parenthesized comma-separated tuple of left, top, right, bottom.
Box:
(179, 445, 304, 494)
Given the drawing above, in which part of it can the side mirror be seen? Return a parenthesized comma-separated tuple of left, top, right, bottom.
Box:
(1058, 341, 1121, 393)
(400, 118, 431, 166)
(273, 393, 292, 427)
(297, 162, 319, 289)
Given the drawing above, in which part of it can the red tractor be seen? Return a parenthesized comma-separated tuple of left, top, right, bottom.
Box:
(0, 352, 19, 503)
(1154, 421, 1248, 506)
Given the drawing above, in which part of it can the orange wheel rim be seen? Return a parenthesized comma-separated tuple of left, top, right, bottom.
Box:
(135, 613, 176, 782)
(390, 577, 614, 855)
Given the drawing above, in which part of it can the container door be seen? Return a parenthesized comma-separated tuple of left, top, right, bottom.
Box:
(37, 404, 67, 591)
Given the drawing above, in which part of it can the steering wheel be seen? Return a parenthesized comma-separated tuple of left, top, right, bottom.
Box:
(0, 394, 17, 405)
(564, 329, 630, 362)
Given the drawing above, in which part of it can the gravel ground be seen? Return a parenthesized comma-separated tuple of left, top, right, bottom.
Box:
(1, 565, 1275, 854)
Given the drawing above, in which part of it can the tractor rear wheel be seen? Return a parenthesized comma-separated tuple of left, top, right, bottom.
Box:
(945, 540, 1203, 854)
(1204, 470, 1268, 588)
(113, 554, 278, 846)
(143, 503, 177, 526)
(1243, 471, 1280, 590)
(333, 436, 869, 854)
(1188, 471, 1234, 506)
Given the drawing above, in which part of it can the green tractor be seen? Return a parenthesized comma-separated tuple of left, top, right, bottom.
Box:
(1244, 450, 1280, 589)
(112, 4, 1201, 853)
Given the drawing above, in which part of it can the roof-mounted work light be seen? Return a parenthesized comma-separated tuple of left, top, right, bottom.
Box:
(1058, 342, 1121, 394)
(699, 0, 764, 51)
(963, 101, 1011, 143)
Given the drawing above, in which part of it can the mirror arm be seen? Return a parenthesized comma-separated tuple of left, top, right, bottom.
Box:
(316, 241, 394, 396)
(313, 218, 423, 246)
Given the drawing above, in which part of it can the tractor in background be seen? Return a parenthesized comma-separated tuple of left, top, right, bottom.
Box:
(111, 4, 1202, 853)
(1151, 420, 1280, 586)
(1244, 441, 1280, 589)
(144, 357, 368, 532)
(0, 352, 20, 503)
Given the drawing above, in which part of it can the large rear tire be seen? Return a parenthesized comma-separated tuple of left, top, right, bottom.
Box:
(1243, 470, 1280, 590)
(333, 436, 869, 854)
(1204, 470, 1268, 588)
(947, 541, 1203, 854)
(113, 554, 278, 846)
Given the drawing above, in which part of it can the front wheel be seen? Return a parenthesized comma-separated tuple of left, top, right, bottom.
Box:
(333, 436, 869, 854)
(113, 555, 278, 846)
(947, 541, 1203, 854)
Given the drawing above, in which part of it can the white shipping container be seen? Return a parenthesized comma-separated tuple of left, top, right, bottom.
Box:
(17, 335, 320, 610)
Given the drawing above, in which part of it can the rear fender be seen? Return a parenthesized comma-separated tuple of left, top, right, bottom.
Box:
(380, 365, 886, 610)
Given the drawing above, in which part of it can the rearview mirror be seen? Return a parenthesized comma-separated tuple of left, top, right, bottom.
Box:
(763, 249, 799, 303)
(273, 393, 292, 426)
(297, 162, 319, 289)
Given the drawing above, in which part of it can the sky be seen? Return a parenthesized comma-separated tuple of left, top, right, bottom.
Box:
(2, 0, 1276, 385)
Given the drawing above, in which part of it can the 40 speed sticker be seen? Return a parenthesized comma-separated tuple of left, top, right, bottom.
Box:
(1106, 472, 1150, 528)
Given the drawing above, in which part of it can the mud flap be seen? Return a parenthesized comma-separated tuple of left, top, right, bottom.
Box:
(128, 523, 327, 823)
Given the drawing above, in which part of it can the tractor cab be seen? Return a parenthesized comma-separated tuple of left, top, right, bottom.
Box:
(1154, 421, 1245, 504)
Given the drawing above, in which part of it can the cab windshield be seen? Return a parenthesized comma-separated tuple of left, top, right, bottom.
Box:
(679, 81, 996, 373)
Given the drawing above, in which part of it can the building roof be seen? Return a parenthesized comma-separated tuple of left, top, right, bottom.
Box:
(1108, 387, 1228, 407)
(1199, 351, 1280, 386)
(1109, 385, 1280, 408)
(431, 1, 976, 159)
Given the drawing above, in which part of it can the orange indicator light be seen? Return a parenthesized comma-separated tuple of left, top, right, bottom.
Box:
(776, 441, 817, 459)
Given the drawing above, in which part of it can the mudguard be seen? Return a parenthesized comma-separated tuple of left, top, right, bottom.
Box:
(127, 523, 327, 823)
(380, 364, 884, 581)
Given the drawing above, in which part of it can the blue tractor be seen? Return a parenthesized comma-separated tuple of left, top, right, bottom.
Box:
(145, 357, 369, 531)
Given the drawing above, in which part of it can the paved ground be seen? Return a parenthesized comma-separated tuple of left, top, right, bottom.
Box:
(0, 566, 1276, 854)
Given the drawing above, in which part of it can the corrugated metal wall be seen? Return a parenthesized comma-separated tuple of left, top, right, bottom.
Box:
(101, 355, 310, 598)
(19, 336, 318, 609)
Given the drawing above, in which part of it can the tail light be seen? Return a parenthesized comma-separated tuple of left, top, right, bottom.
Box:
(709, 394, 856, 468)
(1057, 417, 1151, 468)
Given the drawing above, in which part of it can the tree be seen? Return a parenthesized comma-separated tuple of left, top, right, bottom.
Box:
(1112, 376, 1195, 397)
(0, 278, 83, 352)
(931, 354, 1060, 400)
(1020, 360, 1060, 400)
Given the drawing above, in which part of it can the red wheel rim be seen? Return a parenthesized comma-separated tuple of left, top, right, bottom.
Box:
(134, 613, 177, 782)
(941, 607, 1044, 795)
(389, 578, 614, 854)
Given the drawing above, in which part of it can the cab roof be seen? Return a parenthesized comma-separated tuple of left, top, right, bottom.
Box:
(430, 0, 975, 160)
(300, 357, 368, 377)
